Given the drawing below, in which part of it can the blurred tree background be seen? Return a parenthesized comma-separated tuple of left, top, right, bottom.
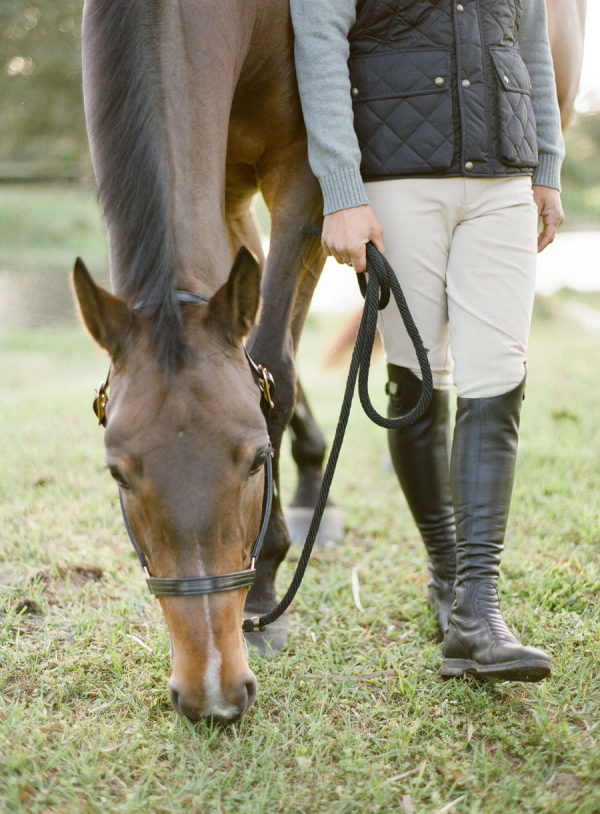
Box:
(0, 0, 87, 179)
(0, 0, 599, 226)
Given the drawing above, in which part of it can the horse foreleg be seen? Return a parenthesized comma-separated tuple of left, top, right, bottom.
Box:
(288, 379, 327, 508)
(243, 155, 324, 646)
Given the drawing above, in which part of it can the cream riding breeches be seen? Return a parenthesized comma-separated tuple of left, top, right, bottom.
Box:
(365, 176, 539, 398)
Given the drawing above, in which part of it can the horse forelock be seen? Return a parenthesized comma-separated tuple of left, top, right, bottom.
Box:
(85, 0, 186, 371)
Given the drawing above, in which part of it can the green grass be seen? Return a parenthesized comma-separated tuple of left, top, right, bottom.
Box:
(0, 183, 109, 330)
(1, 187, 600, 813)
(0, 183, 107, 274)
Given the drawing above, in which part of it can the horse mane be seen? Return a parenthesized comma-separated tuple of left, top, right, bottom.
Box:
(85, 0, 187, 370)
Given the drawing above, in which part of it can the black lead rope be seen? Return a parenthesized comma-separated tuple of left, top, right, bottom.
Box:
(241, 235, 433, 633)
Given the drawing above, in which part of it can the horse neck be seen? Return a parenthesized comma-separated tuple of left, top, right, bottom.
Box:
(83, 1, 241, 306)
(154, 2, 257, 296)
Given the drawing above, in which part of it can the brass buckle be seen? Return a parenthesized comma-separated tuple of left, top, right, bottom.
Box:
(256, 365, 274, 409)
(93, 380, 109, 427)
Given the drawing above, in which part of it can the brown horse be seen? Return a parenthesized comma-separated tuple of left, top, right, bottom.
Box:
(74, 0, 325, 724)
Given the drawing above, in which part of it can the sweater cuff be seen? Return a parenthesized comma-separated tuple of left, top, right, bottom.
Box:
(533, 152, 562, 190)
(319, 166, 370, 215)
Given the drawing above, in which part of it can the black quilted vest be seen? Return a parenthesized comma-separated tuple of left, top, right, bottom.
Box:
(348, 0, 538, 180)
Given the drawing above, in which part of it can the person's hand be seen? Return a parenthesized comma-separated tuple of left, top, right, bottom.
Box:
(322, 205, 385, 272)
(533, 185, 564, 252)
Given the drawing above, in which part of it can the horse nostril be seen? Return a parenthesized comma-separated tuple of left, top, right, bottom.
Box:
(168, 683, 181, 714)
(243, 674, 257, 709)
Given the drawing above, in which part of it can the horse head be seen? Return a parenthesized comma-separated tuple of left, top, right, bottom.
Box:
(72, 248, 268, 724)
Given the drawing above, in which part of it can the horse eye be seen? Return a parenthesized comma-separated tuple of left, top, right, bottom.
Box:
(108, 465, 131, 490)
(249, 449, 268, 476)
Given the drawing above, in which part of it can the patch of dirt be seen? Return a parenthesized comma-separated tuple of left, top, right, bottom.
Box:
(4, 564, 115, 627)
(29, 569, 52, 585)
(549, 771, 581, 793)
(13, 598, 42, 615)
(3, 565, 106, 615)
(33, 474, 55, 487)
(69, 565, 103, 583)
(30, 564, 103, 587)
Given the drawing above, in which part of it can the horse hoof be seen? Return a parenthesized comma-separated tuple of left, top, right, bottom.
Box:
(285, 505, 344, 549)
(244, 612, 289, 657)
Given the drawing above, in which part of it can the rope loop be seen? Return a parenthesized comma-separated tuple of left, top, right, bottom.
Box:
(358, 242, 433, 429)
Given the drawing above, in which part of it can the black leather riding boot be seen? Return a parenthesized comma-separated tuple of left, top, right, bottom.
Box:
(441, 378, 551, 682)
(387, 365, 456, 638)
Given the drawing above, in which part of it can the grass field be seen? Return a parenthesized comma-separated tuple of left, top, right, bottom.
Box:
(1, 186, 600, 813)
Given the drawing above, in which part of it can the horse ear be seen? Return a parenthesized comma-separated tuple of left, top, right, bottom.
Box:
(208, 247, 261, 345)
(71, 257, 132, 359)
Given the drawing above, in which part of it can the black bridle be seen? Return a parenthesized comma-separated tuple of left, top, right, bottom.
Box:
(94, 289, 276, 605)
(93, 242, 432, 634)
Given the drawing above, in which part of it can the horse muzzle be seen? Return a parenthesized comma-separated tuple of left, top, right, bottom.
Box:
(168, 670, 257, 725)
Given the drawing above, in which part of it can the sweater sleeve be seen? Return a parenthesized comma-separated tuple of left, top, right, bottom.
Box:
(518, 0, 565, 189)
(290, 0, 370, 214)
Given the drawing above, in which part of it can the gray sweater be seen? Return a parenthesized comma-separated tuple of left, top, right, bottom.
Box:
(291, 0, 565, 214)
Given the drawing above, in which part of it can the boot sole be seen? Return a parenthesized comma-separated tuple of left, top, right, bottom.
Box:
(441, 656, 551, 683)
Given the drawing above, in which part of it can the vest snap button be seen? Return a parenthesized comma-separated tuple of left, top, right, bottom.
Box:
(503, 74, 510, 84)
(434, 76, 445, 87)
(461, 79, 471, 89)
(351, 87, 359, 97)
(465, 161, 474, 171)
(456, 3, 464, 11)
